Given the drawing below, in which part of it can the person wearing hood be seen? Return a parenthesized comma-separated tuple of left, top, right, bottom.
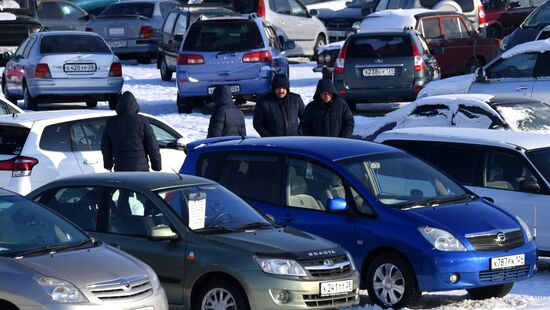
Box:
(207, 85, 246, 138)
(253, 74, 305, 137)
(301, 79, 354, 138)
(101, 91, 162, 172)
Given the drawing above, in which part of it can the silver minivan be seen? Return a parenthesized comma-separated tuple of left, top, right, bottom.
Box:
(0, 189, 168, 309)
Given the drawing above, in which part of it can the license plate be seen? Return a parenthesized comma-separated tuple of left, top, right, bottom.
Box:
(328, 30, 349, 37)
(107, 40, 127, 48)
(491, 254, 525, 270)
(63, 63, 96, 72)
(363, 68, 395, 76)
(320, 279, 353, 297)
(208, 85, 240, 95)
(109, 27, 125, 35)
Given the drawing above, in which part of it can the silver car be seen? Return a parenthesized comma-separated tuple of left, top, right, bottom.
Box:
(1, 31, 123, 110)
(86, 0, 180, 63)
(0, 188, 168, 310)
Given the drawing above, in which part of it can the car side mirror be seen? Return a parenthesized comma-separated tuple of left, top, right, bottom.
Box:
(519, 179, 542, 194)
(283, 40, 296, 51)
(174, 34, 184, 42)
(327, 197, 348, 212)
(148, 225, 179, 241)
(361, 7, 372, 16)
(176, 137, 186, 151)
(309, 9, 319, 16)
(475, 67, 487, 81)
(508, 1, 520, 9)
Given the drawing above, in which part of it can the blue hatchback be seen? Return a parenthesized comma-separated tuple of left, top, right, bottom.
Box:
(181, 136, 538, 308)
(175, 15, 293, 113)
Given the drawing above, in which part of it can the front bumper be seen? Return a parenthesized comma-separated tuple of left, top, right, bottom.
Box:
(28, 77, 123, 99)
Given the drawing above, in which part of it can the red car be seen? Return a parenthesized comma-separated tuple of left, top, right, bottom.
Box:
(483, 0, 543, 38)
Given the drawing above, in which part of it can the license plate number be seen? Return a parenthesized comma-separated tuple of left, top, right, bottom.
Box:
(208, 85, 240, 95)
(363, 68, 395, 76)
(107, 40, 127, 48)
(109, 27, 125, 35)
(63, 63, 96, 72)
(320, 279, 353, 297)
(491, 254, 525, 270)
(328, 30, 349, 37)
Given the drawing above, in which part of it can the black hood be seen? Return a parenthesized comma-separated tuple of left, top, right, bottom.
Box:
(313, 79, 338, 101)
(271, 74, 290, 92)
(116, 91, 140, 115)
(213, 85, 233, 108)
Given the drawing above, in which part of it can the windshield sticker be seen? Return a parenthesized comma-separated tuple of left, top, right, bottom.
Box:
(188, 192, 206, 230)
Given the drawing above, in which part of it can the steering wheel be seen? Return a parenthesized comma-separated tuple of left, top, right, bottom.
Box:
(208, 211, 231, 225)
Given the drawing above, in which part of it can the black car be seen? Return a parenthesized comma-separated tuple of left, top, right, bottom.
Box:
(332, 29, 440, 110)
(157, 5, 237, 81)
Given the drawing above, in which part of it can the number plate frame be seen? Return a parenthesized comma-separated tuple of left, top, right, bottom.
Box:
(320, 279, 353, 297)
(490, 254, 525, 270)
(63, 63, 97, 73)
(363, 67, 396, 76)
(208, 84, 240, 95)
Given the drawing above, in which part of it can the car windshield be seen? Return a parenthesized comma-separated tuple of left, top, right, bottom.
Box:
(495, 101, 550, 132)
(348, 35, 412, 58)
(0, 0, 31, 11)
(347, 0, 376, 8)
(183, 20, 263, 52)
(0, 194, 91, 258)
(157, 184, 272, 233)
(100, 2, 155, 18)
(527, 147, 550, 182)
(523, 1, 550, 28)
(40, 35, 111, 54)
(0, 126, 29, 155)
(337, 152, 469, 209)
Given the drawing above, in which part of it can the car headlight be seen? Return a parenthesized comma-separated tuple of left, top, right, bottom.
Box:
(256, 258, 306, 276)
(516, 216, 533, 242)
(419, 226, 466, 251)
(345, 250, 356, 271)
(34, 276, 88, 303)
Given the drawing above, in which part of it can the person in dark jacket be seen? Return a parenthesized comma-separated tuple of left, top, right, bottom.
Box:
(207, 85, 247, 138)
(101, 91, 162, 172)
(301, 79, 354, 138)
(253, 74, 305, 137)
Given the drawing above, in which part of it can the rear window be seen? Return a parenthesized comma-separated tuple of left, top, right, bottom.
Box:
(183, 20, 264, 52)
(200, 0, 257, 13)
(347, 35, 412, 58)
(100, 2, 155, 18)
(40, 35, 110, 54)
(0, 126, 30, 155)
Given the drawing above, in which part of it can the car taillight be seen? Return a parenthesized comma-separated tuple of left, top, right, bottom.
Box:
(258, 0, 266, 18)
(478, 6, 486, 25)
(139, 26, 154, 38)
(85, 27, 93, 32)
(109, 62, 122, 77)
(35, 63, 51, 78)
(177, 54, 205, 65)
(0, 156, 39, 177)
(242, 50, 271, 63)
(335, 46, 347, 74)
(411, 44, 425, 72)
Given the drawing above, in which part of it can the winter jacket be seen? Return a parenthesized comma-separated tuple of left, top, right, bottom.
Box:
(253, 74, 305, 137)
(301, 79, 355, 138)
(207, 85, 247, 138)
(101, 91, 162, 172)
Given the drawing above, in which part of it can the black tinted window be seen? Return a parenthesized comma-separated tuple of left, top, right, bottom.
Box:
(69, 118, 106, 152)
(101, 2, 155, 18)
(0, 126, 29, 155)
(40, 186, 101, 231)
(429, 147, 483, 186)
(40, 124, 72, 152)
(487, 53, 537, 78)
(41, 35, 110, 54)
(183, 20, 264, 52)
(347, 35, 412, 57)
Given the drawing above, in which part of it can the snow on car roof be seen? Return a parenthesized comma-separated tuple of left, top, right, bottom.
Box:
(501, 38, 550, 59)
(359, 9, 434, 31)
(417, 73, 475, 98)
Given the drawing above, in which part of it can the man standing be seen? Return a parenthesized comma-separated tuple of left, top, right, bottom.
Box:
(207, 85, 247, 138)
(301, 79, 354, 138)
(101, 91, 162, 172)
(253, 74, 305, 137)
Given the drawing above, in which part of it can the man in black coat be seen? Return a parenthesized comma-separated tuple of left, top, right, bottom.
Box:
(253, 74, 305, 137)
(207, 85, 247, 138)
(101, 91, 162, 172)
(301, 79, 355, 138)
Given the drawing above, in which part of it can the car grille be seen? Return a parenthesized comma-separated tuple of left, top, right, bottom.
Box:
(322, 19, 355, 30)
(87, 275, 152, 301)
(479, 265, 530, 283)
(300, 255, 352, 278)
(466, 229, 524, 251)
(303, 290, 358, 307)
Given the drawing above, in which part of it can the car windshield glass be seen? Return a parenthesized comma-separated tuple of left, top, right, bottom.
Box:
(100, 2, 155, 18)
(40, 35, 111, 54)
(523, 1, 550, 28)
(337, 152, 468, 209)
(0, 0, 31, 11)
(0, 126, 29, 155)
(157, 184, 272, 233)
(183, 20, 263, 52)
(348, 35, 412, 58)
(527, 147, 550, 182)
(347, 0, 376, 8)
(495, 101, 550, 132)
(0, 195, 90, 258)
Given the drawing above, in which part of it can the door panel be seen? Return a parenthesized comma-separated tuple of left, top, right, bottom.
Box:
(70, 119, 107, 174)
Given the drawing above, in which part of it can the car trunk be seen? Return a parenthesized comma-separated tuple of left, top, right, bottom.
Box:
(0, 125, 31, 188)
(93, 17, 145, 40)
(185, 51, 263, 82)
(40, 54, 115, 79)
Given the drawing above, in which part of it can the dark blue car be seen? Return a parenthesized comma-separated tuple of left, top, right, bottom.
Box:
(180, 136, 538, 308)
(501, 0, 550, 50)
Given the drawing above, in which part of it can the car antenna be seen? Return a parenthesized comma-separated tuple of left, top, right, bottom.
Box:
(171, 168, 183, 180)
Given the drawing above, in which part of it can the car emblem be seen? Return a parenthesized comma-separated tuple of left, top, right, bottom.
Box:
(120, 280, 132, 291)
(323, 259, 334, 266)
(375, 59, 383, 63)
(495, 232, 506, 243)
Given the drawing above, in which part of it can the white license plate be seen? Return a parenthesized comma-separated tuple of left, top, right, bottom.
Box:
(107, 40, 127, 48)
(328, 30, 349, 37)
(491, 254, 525, 270)
(320, 279, 353, 297)
(109, 27, 125, 35)
(363, 68, 395, 76)
(208, 85, 240, 95)
(63, 63, 96, 72)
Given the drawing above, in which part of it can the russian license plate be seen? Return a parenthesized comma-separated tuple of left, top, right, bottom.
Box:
(363, 67, 395, 76)
(491, 254, 525, 270)
(328, 30, 349, 37)
(107, 40, 127, 48)
(320, 279, 353, 297)
(63, 63, 96, 72)
(109, 27, 125, 35)
(208, 85, 240, 95)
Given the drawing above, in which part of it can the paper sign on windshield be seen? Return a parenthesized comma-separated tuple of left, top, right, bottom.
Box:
(188, 192, 206, 230)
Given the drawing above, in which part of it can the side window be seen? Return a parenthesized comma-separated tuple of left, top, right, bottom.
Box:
(457, 105, 507, 129)
(58, 2, 85, 20)
(148, 120, 180, 148)
(534, 52, 550, 77)
(22, 37, 36, 59)
(485, 151, 537, 191)
(174, 14, 188, 35)
(382, 140, 431, 159)
(69, 118, 106, 151)
(15, 38, 30, 58)
(429, 146, 483, 186)
(197, 152, 232, 186)
(441, 16, 469, 39)
(38, 2, 64, 19)
(387, 0, 402, 9)
(39, 123, 72, 152)
(486, 53, 538, 79)
(160, 2, 177, 18)
(288, 0, 308, 17)
(418, 18, 442, 40)
(265, 25, 282, 50)
(272, 0, 291, 15)
(162, 12, 178, 34)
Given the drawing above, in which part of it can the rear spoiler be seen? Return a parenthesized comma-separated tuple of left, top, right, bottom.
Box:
(185, 136, 248, 153)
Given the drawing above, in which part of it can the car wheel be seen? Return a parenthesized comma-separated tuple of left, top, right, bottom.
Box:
(160, 57, 173, 81)
(467, 283, 513, 300)
(108, 94, 120, 110)
(86, 100, 98, 108)
(177, 95, 193, 114)
(366, 252, 421, 309)
(23, 83, 38, 111)
(2, 76, 18, 104)
(194, 279, 249, 310)
(311, 35, 326, 60)
(486, 25, 501, 39)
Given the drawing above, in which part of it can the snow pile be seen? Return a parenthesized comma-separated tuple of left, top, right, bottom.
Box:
(501, 38, 550, 59)
(359, 9, 433, 31)
(417, 73, 475, 98)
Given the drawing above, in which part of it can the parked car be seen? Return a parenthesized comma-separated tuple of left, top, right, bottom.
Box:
(158, 5, 238, 81)
(302, 0, 348, 12)
(0, 188, 168, 309)
(181, 136, 538, 309)
(0, 110, 186, 195)
(69, 0, 116, 15)
(36, 0, 90, 31)
(316, 0, 378, 42)
(85, 0, 180, 63)
(200, 0, 328, 57)
(501, 0, 550, 50)
(331, 29, 440, 109)
(1, 31, 123, 110)
(483, 0, 543, 38)
(176, 15, 294, 113)
(0, 95, 23, 115)
(27, 172, 361, 309)
(375, 127, 550, 255)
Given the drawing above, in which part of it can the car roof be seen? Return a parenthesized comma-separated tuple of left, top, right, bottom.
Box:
(501, 38, 550, 59)
(377, 127, 550, 150)
(118, 0, 176, 3)
(174, 4, 237, 13)
(361, 8, 466, 30)
(0, 110, 116, 127)
(37, 31, 102, 37)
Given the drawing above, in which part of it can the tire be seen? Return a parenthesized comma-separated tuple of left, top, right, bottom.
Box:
(1, 76, 18, 104)
(177, 95, 193, 114)
(108, 94, 120, 110)
(311, 35, 326, 60)
(366, 252, 421, 309)
(23, 83, 38, 111)
(467, 283, 514, 300)
(194, 279, 249, 310)
(159, 56, 173, 81)
(486, 25, 501, 39)
(86, 100, 98, 108)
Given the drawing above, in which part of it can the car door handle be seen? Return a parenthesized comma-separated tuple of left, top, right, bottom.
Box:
(83, 160, 99, 165)
(515, 86, 529, 91)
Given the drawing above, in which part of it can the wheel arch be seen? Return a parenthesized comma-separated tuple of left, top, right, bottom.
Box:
(360, 246, 418, 289)
(190, 271, 250, 309)
(0, 299, 19, 310)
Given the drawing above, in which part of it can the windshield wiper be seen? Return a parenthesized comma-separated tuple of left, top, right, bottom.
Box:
(403, 194, 476, 210)
(234, 222, 271, 231)
(14, 238, 97, 258)
(194, 226, 239, 234)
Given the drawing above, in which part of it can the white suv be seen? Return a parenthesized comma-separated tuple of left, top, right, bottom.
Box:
(0, 110, 185, 194)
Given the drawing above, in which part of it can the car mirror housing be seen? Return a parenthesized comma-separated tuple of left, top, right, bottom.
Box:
(309, 9, 319, 16)
(519, 179, 542, 194)
(148, 225, 179, 241)
(327, 197, 348, 212)
(475, 67, 487, 81)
